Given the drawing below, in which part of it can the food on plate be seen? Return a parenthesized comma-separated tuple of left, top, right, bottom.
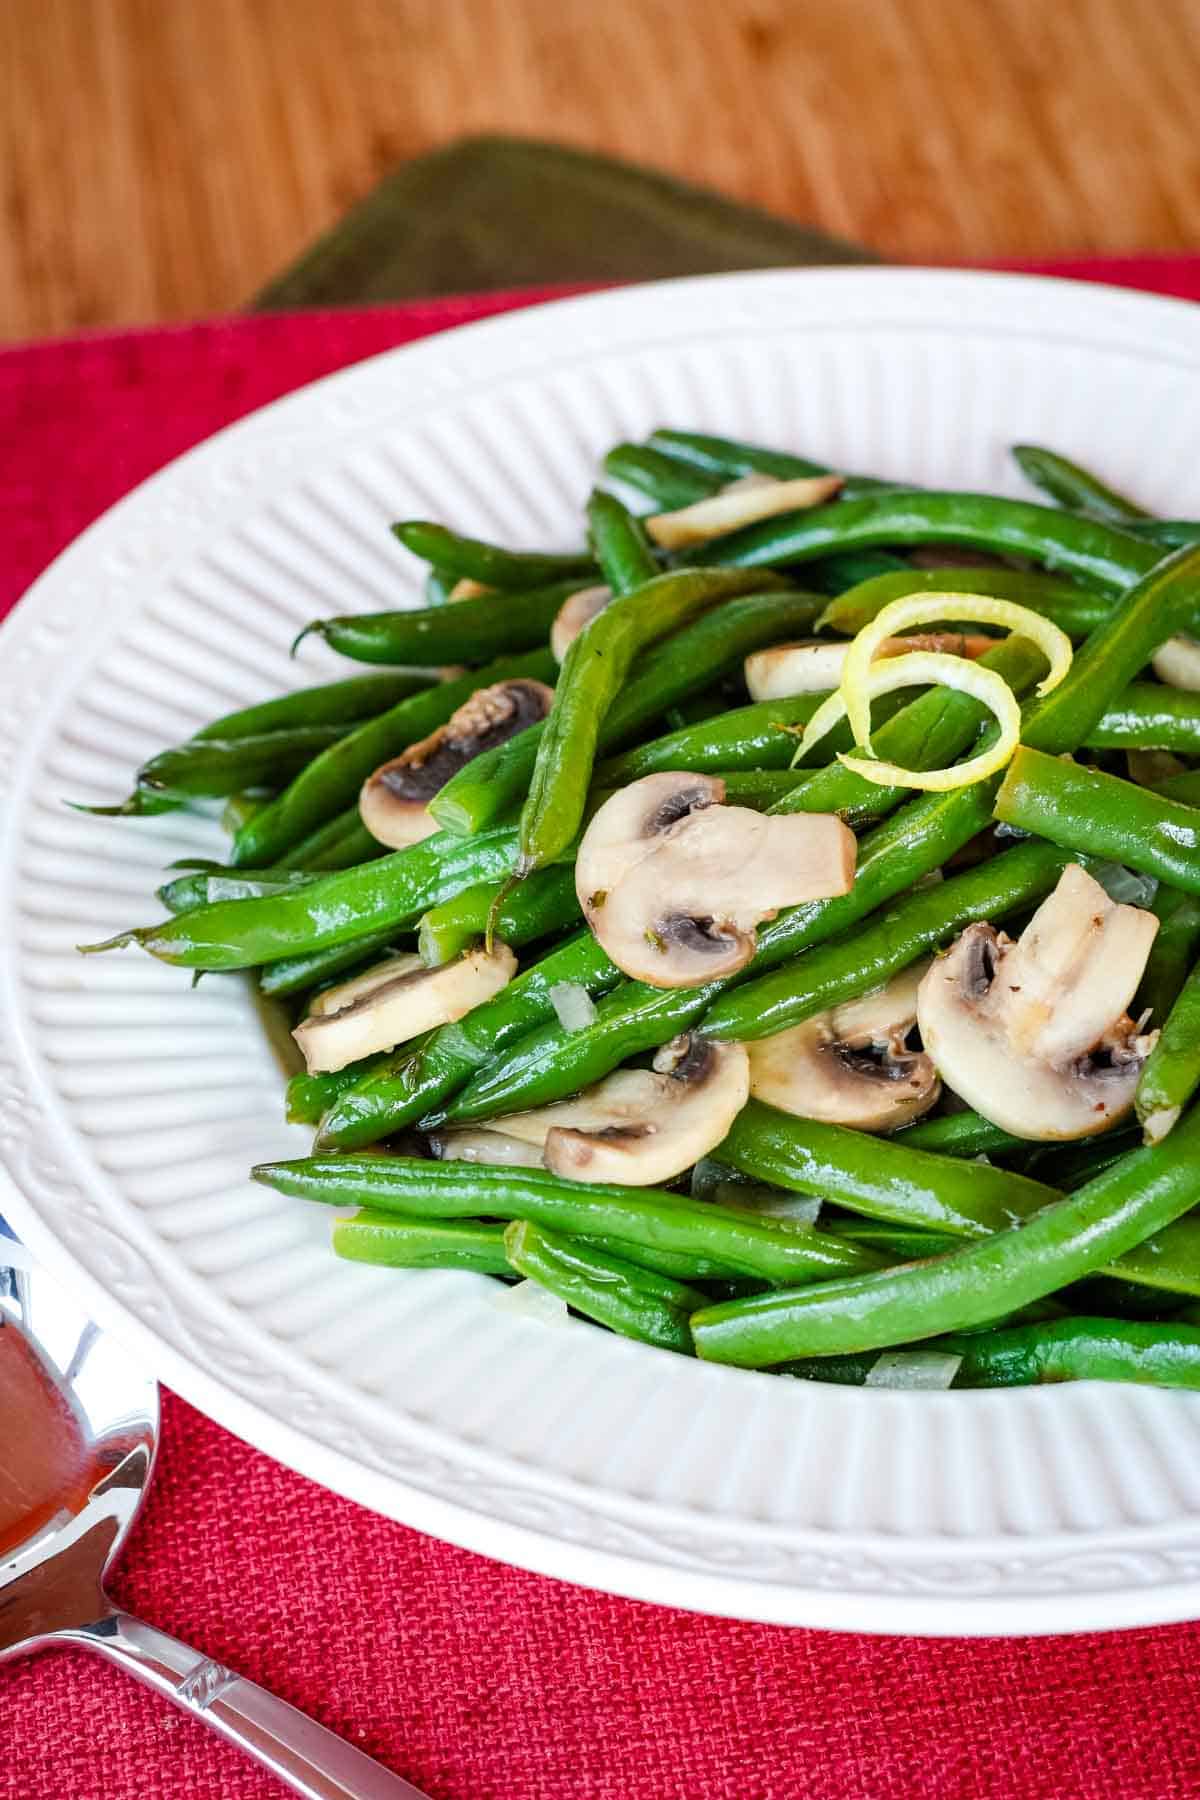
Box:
(81, 430, 1200, 1389)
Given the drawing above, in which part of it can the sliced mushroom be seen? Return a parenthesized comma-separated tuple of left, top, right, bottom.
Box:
(293, 943, 517, 1075)
(744, 634, 995, 702)
(746, 962, 941, 1131)
(550, 584, 611, 662)
(1152, 634, 1200, 691)
(646, 473, 843, 549)
(916, 863, 1160, 1141)
(427, 1127, 545, 1167)
(575, 771, 856, 988)
(360, 678, 554, 849)
(306, 952, 424, 1017)
(446, 577, 492, 601)
(491, 1035, 750, 1186)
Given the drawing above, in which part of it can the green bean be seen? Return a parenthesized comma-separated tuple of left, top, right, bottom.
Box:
(286, 1062, 385, 1126)
(336, 1213, 512, 1275)
(817, 566, 1106, 640)
(251, 1156, 888, 1286)
(819, 1220, 960, 1262)
(596, 696, 828, 782)
(417, 866, 580, 965)
(1084, 683, 1200, 753)
(221, 792, 267, 835)
(134, 726, 352, 802)
(317, 929, 621, 1150)
(391, 520, 594, 589)
(194, 671, 437, 741)
(645, 429, 891, 500)
(258, 927, 410, 1000)
(295, 579, 584, 667)
(718, 1102, 1057, 1237)
(436, 784, 1025, 1125)
(586, 490, 658, 595)
(1137, 886, 1200, 1025)
(1011, 445, 1151, 525)
(158, 866, 319, 914)
(424, 568, 458, 606)
(517, 568, 769, 877)
(703, 837, 1069, 1044)
(231, 648, 554, 869)
(1137, 962, 1200, 1143)
(602, 444, 719, 509)
(85, 825, 526, 971)
(768, 633, 1047, 827)
(994, 747, 1200, 894)
(676, 489, 1159, 591)
(706, 771, 811, 808)
(287, 808, 384, 872)
(897, 1112, 1025, 1158)
(1128, 521, 1200, 549)
(693, 1103, 1200, 1366)
(504, 1221, 704, 1353)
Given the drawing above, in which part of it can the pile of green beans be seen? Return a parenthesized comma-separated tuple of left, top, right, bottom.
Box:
(83, 429, 1200, 1392)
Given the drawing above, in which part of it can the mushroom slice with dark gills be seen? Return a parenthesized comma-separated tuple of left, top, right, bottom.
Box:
(360, 678, 554, 849)
(917, 863, 1160, 1141)
(293, 943, 517, 1074)
(575, 771, 856, 988)
(487, 1035, 750, 1186)
(747, 962, 940, 1131)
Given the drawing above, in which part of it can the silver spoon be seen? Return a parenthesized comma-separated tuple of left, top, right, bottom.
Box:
(0, 1237, 431, 1799)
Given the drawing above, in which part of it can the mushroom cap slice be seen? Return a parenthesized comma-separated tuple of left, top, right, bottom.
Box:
(492, 1035, 751, 1186)
(360, 678, 554, 849)
(747, 962, 941, 1131)
(916, 864, 1159, 1141)
(550, 585, 611, 663)
(575, 770, 727, 917)
(427, 1127, 545, 1168)
(306, 952, 424, 1017)
(744, 634, 995, 703)
(646, 473, 843, 550)
(293, 943, 517, 1074)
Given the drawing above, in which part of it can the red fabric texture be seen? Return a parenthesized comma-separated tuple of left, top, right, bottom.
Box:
(5, 261, 1200, 1799)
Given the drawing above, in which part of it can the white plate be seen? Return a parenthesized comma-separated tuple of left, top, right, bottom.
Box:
(5, 268, 1200, 1637)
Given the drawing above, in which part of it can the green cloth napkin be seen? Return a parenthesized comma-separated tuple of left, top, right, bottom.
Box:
(251, 136, 875, 310)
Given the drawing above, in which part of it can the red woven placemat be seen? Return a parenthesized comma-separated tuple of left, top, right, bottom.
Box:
(6, 266, 1200, 1800)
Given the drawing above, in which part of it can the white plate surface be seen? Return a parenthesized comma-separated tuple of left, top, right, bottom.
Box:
(4, 268, 1200, 1636)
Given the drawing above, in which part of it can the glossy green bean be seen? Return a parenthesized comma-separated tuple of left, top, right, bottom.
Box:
(1011, 445, 1151, 524)
(436, 781, 1015, 1125)
(417, 866, 580, 964)
(595, 695, 829, 782)
(503, 1221, 704, 1354)
(994, 747, 1200, 894)
(231, 648, 554, 869)
(1129, 521, 1200, 549)
(586, 490, 658, 595)
(517, 568, 768, 876)
(718, 1102, 1056, 1236)
(295, 579, 584, 667)
(1085, 683, 1200, 753)
(817, 567, 1105, 639)
(286, 1062, 383, 1126)
(703, 837, 1070, 1043)
(691, 1104, 1200, 1366)
(158, 866, 319, 914)
(135, 726, 351, 801)
(335, 1212, 512, 1274)
(194, 670, 437, 740)
(601, 444, 719, 508)
(287, 808, 384, 872)
(896, 1112, 1025, 1158)
(1137, 963, 1200, 1143)
(645, 429, 891, 500)
(676, 489, 1159, 591)
(1148, 769, 1200, 808)
(86, 825, 525, 970)
(250, 1157, 887, 1286)
(390, 520, 594, 588)
(429, 587, 820, 837)
(258, 927, 411, 1000)
(1137, 886, 1200, 1026)
(317, 929, 621, 1149)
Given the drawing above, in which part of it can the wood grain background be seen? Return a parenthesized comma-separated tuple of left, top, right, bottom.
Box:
(4, 0, 1200, 341)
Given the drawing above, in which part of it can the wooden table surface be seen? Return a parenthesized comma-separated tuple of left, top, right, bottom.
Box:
(3, 0, 1200, 342)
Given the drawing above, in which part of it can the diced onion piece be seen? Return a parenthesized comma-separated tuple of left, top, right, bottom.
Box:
(1090, 861, 1159, 909)
(447, 577, 491, 602)
(549, 980, 597, 1033)
(795, 651, 1023, 791)
(863, 1351, 963, 1390)
(646, 473, 843, 549)
(841, 593, 1073, 752)
(490, 1278, 569, 1325)
(1152, 634, 1200, 691)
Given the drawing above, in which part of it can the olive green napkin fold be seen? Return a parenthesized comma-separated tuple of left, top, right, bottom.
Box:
(251, 136, 875, 311)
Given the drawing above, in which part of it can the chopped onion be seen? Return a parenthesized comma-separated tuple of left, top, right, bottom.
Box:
(549, 979, 597, 1033)
(490, 1278, 569, 1325)
(795, 651, 1023, 791)
(841, 592, 1074, 752)
(1090, 861, 1159, 909)
(864, 1350, 963, 1390)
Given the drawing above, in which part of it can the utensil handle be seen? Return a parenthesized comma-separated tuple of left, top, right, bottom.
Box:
(74, 1611, 430, 1800)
